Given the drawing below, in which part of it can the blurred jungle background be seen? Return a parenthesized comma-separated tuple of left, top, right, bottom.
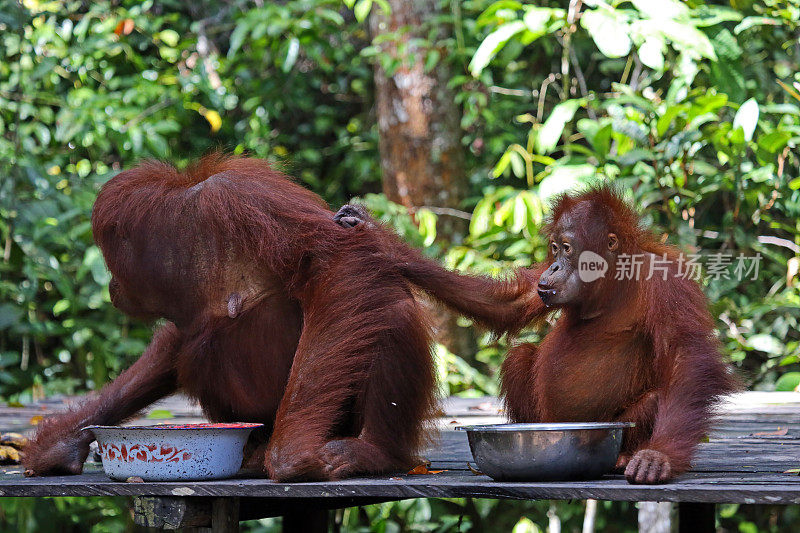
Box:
(1, 0, 799, 530)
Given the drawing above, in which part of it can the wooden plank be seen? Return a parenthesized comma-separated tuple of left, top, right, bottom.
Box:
(5, 392, 800, 438)
(4, 392, 800, 507)
(5, 391, 800, 422)
(422, 430, 800, 473)
(4, 469, 800, 504)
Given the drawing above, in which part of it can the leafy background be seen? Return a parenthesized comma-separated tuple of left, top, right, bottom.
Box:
(0, 0, 798, 531)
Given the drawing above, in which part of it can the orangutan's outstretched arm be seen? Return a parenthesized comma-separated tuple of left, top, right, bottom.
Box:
(23, 323, 181, 476)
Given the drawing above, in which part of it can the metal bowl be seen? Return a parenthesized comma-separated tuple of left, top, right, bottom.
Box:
(84, 423, 262, 481)
(456, 422, 634, 481)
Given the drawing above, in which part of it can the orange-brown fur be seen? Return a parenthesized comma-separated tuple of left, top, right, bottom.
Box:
(343, 186, 738, 483)
(445, 187, 737, 483)
(23, 154, 532, 481)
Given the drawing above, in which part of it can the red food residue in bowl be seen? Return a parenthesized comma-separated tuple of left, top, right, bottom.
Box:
(120, 422, 263, 430)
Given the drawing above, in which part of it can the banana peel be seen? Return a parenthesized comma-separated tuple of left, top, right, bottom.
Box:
(0, 433, 29, 464)
(0, 445, 21, 464)
(0, 433, 28, 449)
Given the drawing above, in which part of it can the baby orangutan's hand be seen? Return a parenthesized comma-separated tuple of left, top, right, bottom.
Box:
(333, 204, 372, 229)
(624, 449, 673, 484)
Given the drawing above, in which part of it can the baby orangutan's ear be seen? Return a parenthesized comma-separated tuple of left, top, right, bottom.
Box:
(608, 233, 619, 252)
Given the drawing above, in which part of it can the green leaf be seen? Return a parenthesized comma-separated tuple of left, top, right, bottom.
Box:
(638, 32, 665, 70)
(520, 191, 543, 226)
(711, 28, 742, 61)
(775, 372, 800, 392)
(522, 7, 552, 35)
(83, 245, 111, 286)
(469, 20, 526, 76)
(511, 194, 527, 233)
(578, 119, 612, 154)
(53, 299, 70, 316)
(470, 198, 493, 237)
(690, 93, 728, 118)
(373, 0, 390, 16)
(509, 150, 524, 178)
(631, 0, 688, 20)
(476, 1, 522, 27)
(353, 0, 373, 23)
(227, 23, 249, 58)
(416, 208, 437, 247)
(709, 29, 745, 102)
(733, 98, 759, 142)
(616, 148, 653, 166)
(748, 333, 782, 355)
(710, 60, 745, 104)
(660, 20, 717, 60)
(535, 99, 583, 154)
(580, 8, 631, 58)
(692, 5, 743, 27)
(157, 29, 179, 47)
(424, 50, 440, 72)
(512, 517, 541, 533)
(283, 38, 299, 72)
(537, 164, 596, 201)
(493, 149, 513, 177)
(757, 131, 791, 154)
(657, 104, 686, 136)
(734, 16, 780, 35)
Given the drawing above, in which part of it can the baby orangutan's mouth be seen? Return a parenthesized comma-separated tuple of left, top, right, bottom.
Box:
(537, 287, 557, 306)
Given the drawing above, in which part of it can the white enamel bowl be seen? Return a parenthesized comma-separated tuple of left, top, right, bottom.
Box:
(84, 423, 262, 481)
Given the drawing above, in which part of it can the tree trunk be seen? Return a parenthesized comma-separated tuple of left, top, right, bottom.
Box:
(369, 0, 468, 240)
(369, 0, 474, 358)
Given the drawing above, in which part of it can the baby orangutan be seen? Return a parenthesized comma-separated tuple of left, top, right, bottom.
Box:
(335, 186, 738, 484)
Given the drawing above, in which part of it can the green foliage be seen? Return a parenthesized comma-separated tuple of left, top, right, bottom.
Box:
(0, 496, 131, 532)
(2, 0, 800, 529)
(452, 0, 800, 390)
(0, 0, 379, 400)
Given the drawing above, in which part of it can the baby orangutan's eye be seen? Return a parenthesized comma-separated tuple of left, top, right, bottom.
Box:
(551, 242, 558, 255)
(563, 243, 571, 254)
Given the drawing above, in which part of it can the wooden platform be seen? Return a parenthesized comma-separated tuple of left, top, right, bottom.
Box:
(1, 392, 799, 530)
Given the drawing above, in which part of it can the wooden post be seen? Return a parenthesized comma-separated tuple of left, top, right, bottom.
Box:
(131, 496, 239, 531)
(678, 503, 714, 533)
(638, 501, 672, 533)
(283, 508, 329, 533)
(132, 496, 210, 529)
(211, 497, 240, 532)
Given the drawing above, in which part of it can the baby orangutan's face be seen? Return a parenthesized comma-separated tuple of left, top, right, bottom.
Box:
(537, 209, 619, 308)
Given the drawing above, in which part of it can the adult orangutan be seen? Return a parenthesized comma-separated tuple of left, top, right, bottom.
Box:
(335, 186, 738, 484)
(23, 154, 534, 481)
